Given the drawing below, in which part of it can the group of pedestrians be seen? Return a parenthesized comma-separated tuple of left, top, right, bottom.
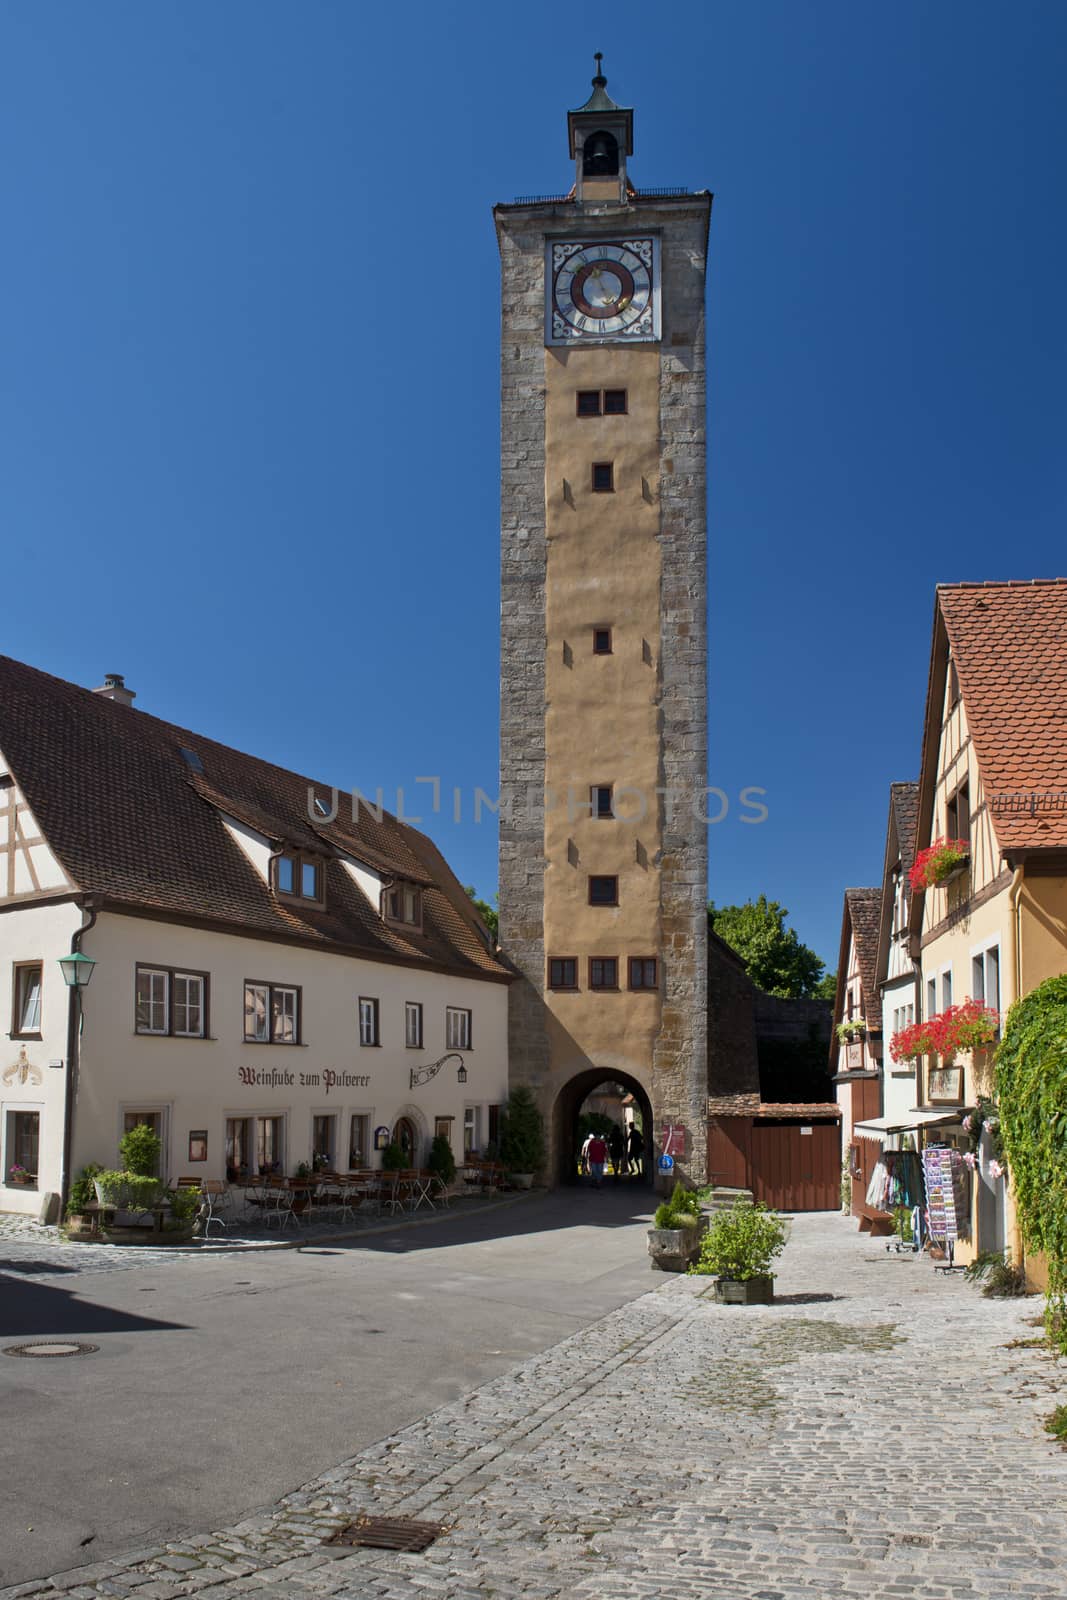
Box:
(579, 1122, 645, 1187)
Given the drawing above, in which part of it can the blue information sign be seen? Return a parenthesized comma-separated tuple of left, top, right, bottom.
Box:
(657, 1153, 674, 1173)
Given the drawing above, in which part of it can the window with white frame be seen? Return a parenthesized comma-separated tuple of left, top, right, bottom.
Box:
(446, 1006, 472, 1050)
(891, 1002, 915, 1041)
(135, 966, 207, 1038)
(941, 968, 953, 1010)
(359, 997, 380, 1046)
(405, 1001, 423, 1048)
(463, 1104, 480, 1156)
(12, 963, 42, 1037)
(972, 943, 1001, 1015)
(926, 977, 937, 1019)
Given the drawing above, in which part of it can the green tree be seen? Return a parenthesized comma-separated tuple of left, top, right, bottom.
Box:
(708, 895, 828, 999)
(465, 885, 498, 941)
(814, 970, 839, 1003)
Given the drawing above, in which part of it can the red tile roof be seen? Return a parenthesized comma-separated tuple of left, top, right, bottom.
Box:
(0, 655, 508, 983)
(938, 580, 1067, 852)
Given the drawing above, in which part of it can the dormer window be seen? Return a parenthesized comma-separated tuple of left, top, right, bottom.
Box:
(273, 853, 325, 907)
(384, 882, 422, 928)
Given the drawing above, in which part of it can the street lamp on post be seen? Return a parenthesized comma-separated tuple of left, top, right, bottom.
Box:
(59, 905, 98, 1213)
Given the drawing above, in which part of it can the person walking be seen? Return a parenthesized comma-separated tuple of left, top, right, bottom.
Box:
(627, 1123, 644, 1177)
(608, 1123, 626, 1183)
(586, 1132, 608, 1188)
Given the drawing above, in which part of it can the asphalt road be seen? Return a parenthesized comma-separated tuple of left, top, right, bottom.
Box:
(1, 1184, 656, 1587)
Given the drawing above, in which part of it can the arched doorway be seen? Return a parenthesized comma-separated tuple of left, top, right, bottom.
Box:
(552, 1068, 655, 1187)
(392, 1116, 417, 1165)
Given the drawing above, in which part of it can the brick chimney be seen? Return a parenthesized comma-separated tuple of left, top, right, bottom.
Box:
(93, 672, 137, 708)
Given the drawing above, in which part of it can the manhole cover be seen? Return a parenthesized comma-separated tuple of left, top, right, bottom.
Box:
(3, 1340, 99, 1359)
(325, 1516, 445, 1552)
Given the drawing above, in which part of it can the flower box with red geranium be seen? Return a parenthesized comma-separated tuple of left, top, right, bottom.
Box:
(909, 837, 970, 892)
(889, 1019, 938, 1063)
(890, 1000, 999, 1065)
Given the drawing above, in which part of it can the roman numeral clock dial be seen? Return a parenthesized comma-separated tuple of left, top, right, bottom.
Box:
(547, 238, 660, 345)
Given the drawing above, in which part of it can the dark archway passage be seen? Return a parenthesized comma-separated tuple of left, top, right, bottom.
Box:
(552, 1068, 655, 1188)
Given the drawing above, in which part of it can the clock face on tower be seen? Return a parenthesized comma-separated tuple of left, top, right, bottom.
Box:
(546, 237, 660, 346)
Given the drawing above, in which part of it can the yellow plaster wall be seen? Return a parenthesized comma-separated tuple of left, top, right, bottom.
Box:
(541, 343, 663, 1079)
(1019, 877, 1067, 991)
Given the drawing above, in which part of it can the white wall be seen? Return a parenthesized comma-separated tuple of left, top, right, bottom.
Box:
(0, 899, 81, 1213)
(881, 971, 919, 1126)
(70, 912, 509, 1186)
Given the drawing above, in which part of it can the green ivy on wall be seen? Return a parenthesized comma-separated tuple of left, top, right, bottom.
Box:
(995, 974, 1067, 1353)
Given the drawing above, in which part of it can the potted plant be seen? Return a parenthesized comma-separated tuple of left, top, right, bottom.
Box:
(426, 1134, 456, 1190)
(690, 1197, 787, 1304)
(381, 1140, 406, 1171)
(835, 1019, 867, 1044)
(64, 1163, 104, 1236)
(647, 1183, 706, 1272)
(498, 1086, 546, 1187)
(93, 1123, 167, 1225)
(8, 1163, 33, 1186)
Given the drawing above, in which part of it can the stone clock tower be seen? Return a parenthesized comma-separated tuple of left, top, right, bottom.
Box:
(495, 62, 711, 1184)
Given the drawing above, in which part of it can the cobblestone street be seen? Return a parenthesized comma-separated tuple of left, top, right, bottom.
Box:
(5, 1210, 1066, 1600)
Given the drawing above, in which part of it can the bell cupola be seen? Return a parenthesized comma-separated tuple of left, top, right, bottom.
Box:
(567, 54, 634, 205)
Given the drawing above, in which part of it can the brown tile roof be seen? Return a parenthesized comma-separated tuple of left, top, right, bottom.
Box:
(891, 782, 920, 880)
(844, 887, 881, 1022)
(875, 782, 919, 983)
(754, 1102, 841, 1120)
(706, 1095, 840, 1120)
(938, 580, 1067, 851)
(707, 1094, 761, 1117)
(0, 655, 509, 983)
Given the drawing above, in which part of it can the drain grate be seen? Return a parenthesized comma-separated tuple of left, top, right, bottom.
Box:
(3, 1340, 99, 1359)
(325, 1515, 446, 1553)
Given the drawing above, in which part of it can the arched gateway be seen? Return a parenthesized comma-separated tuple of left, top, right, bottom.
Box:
(495, 68, 711, 1188)
(552, 1068, 655, 1187)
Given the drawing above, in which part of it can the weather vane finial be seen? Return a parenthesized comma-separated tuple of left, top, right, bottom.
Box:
(593, 51, 606, 86)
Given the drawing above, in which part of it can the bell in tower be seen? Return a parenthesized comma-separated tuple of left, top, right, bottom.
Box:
(568, 54, 633, 204)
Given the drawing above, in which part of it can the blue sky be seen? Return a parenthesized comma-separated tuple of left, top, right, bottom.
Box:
(3, 2, 1066, 969)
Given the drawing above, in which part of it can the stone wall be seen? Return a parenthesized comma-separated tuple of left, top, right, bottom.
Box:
(651, 199, 712, 1182)
(496, 212, 551, 1092)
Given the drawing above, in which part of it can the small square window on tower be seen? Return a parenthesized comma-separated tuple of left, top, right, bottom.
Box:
(592, 627, 613, 655)
(592, 462, 614, 493)
(603, 389, 627, 415)
(589, 875, 618, 906)
(576, 390, 601, 417)
(591, 785, 614, 819)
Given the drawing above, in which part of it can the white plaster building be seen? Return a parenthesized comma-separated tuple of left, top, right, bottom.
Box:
(875, 783, 921, 1129)
(0, 657, 510, 1212)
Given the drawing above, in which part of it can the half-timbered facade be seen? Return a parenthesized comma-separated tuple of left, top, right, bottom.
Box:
(907, 580, 1067, 1264)
(0, 656, 510, 1213)
(831, 887, 882, 1216)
